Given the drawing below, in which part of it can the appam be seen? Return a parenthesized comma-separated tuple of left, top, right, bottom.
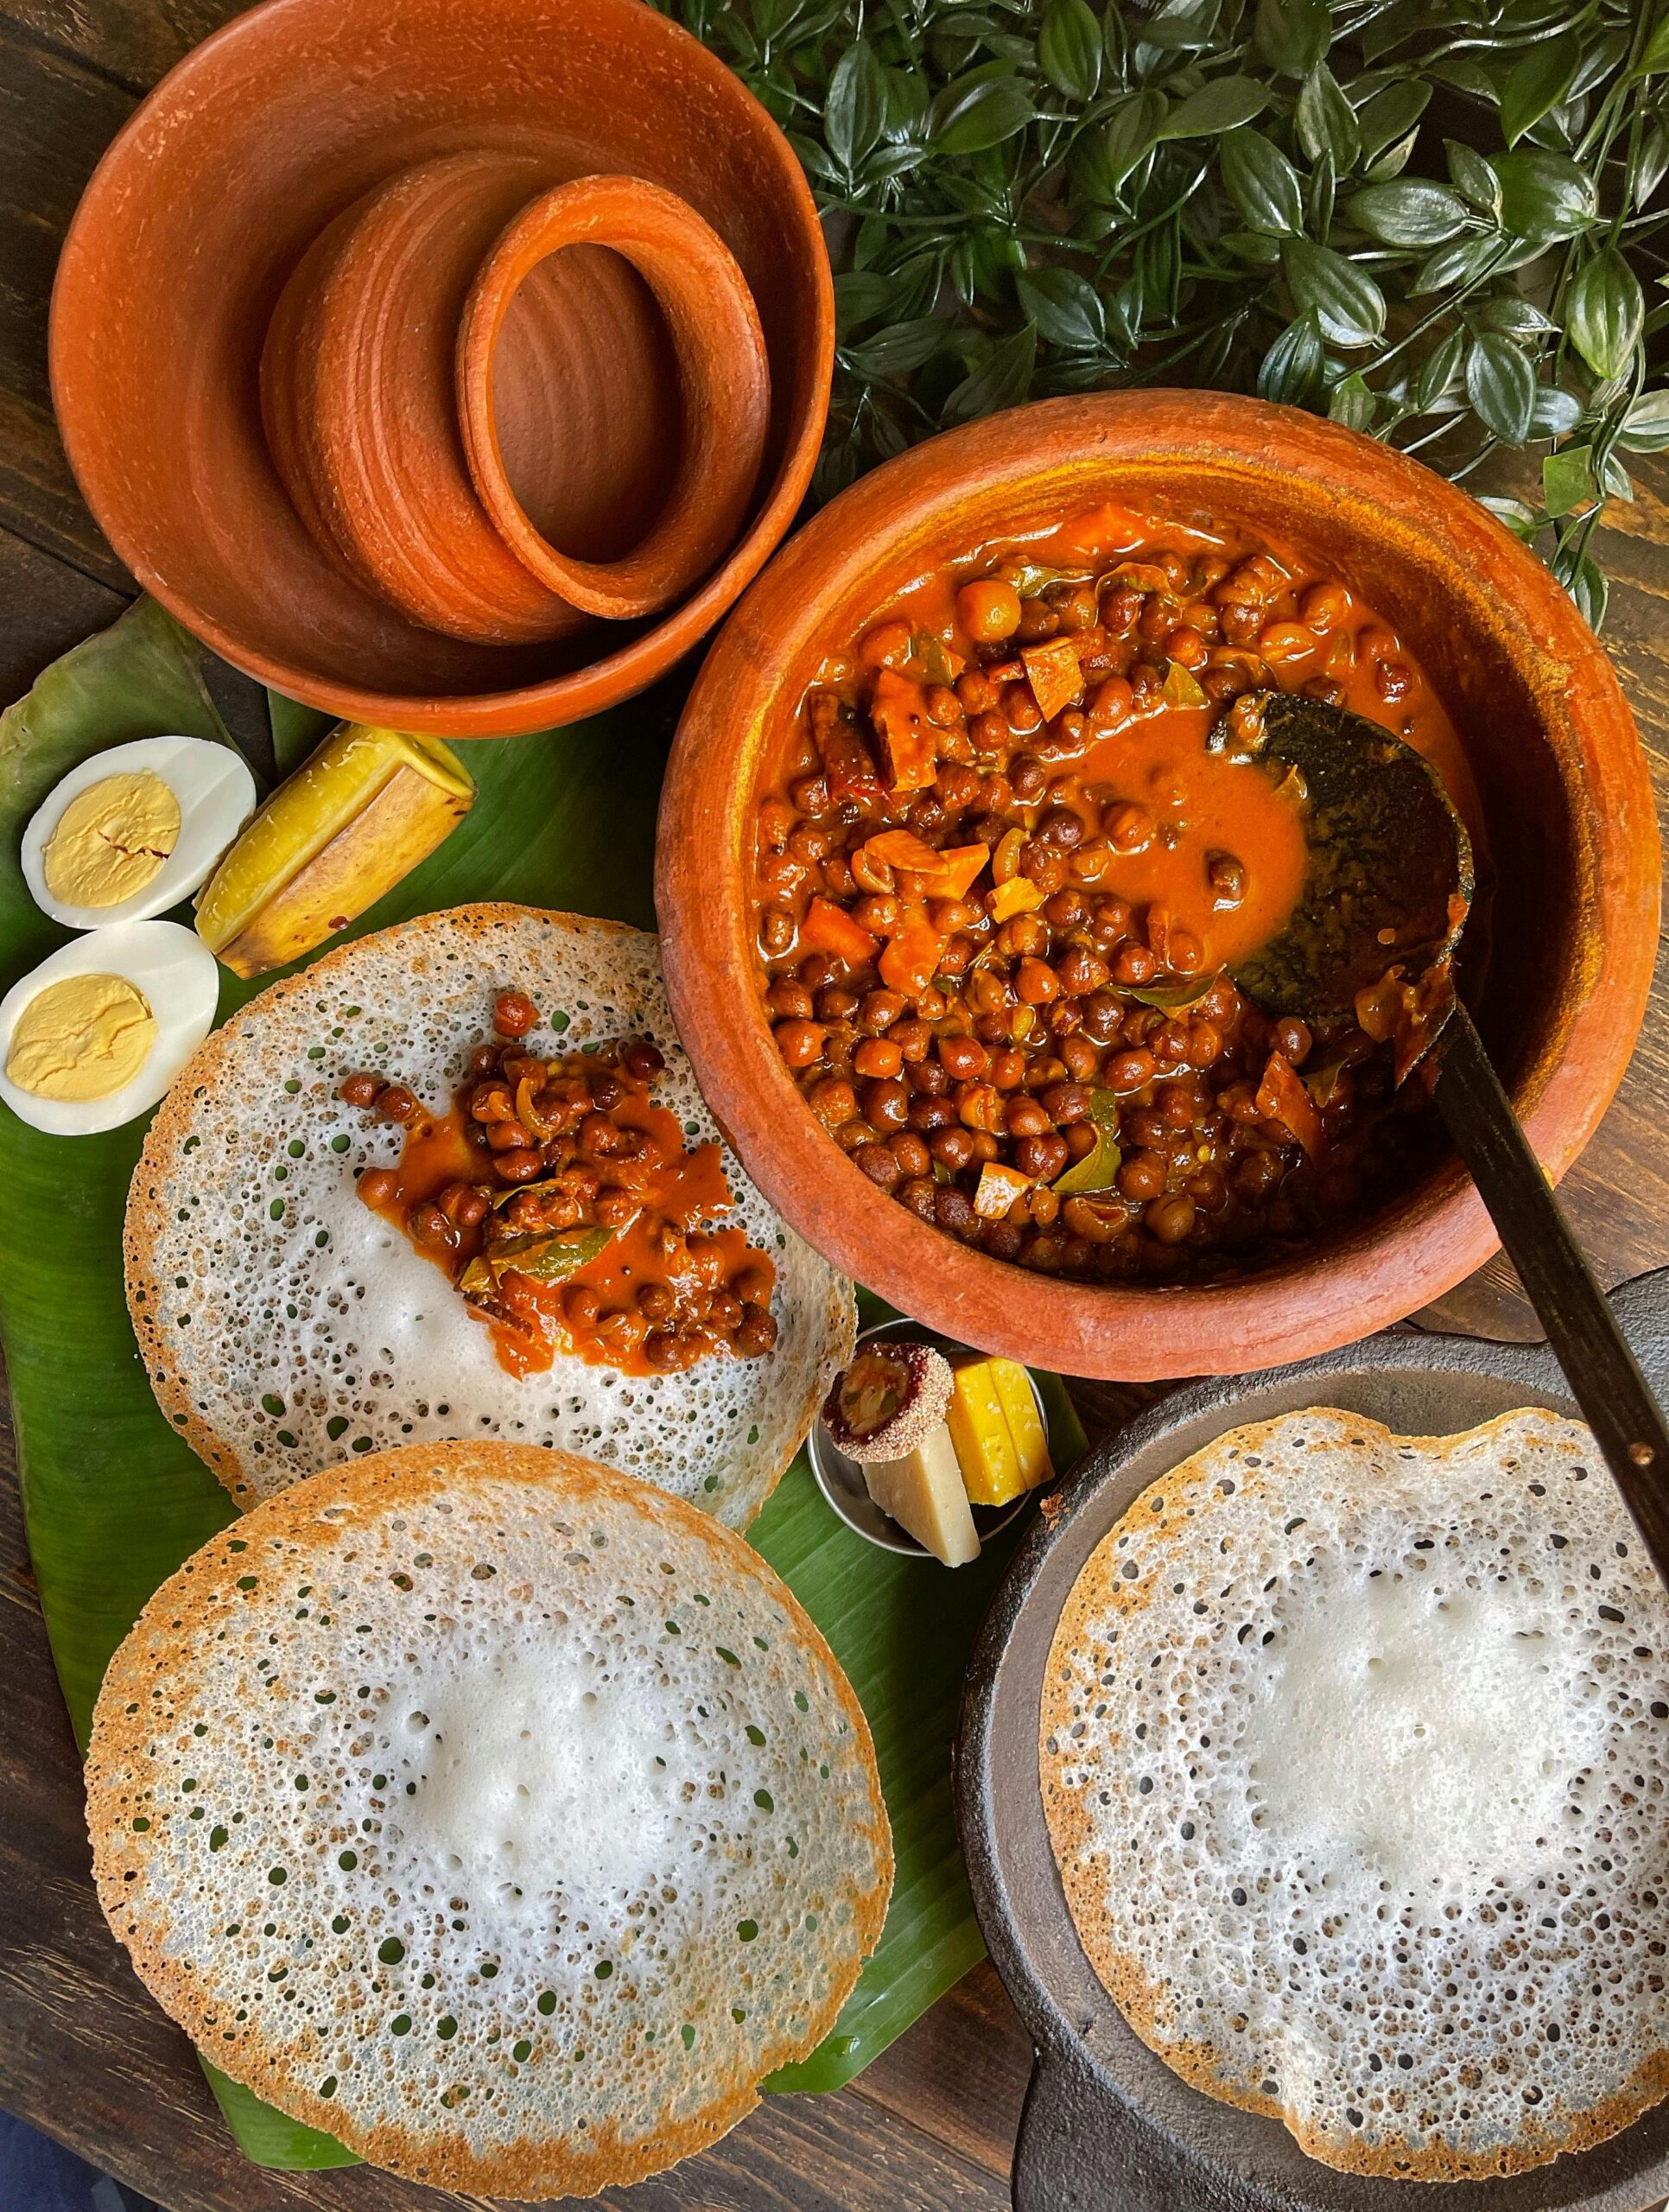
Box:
(1039, 1406, 1669, 2183)
(124, 905, 854, 1525)
(87, 1441, 892, 2197)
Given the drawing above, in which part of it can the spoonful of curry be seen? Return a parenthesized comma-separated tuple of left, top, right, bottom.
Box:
(1226, 687, 1669, 1588)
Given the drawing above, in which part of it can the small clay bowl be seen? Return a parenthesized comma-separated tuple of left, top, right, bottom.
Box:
(460, 174, 770, 621)
(260, 152, 591, 646)
(657, 393, 1659, 1382)
(50, 0, 830, 736)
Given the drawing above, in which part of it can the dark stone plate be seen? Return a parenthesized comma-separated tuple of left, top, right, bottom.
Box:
(956, 1269, 1669, 2212)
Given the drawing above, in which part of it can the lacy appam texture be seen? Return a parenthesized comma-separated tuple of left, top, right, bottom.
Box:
(124, 906, 854, 1527)
(1040, 1406, 1669, 2181)
(87, 1444, 892, 2197)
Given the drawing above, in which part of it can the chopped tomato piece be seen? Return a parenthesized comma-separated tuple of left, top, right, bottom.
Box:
(1019, 638, 1085, 722)
(869, 668, 939, 790)
(801, 897, 879, 969)
(879, 907, 947, 996)
(1256, 1051, 1324, 1158)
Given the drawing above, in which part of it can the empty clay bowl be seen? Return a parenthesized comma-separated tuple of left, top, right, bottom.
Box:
(656, 393, 1659, 1381)
(260, 152, 591, 646)
(459, 174, 770, 621)
(50, 0, 831, 737)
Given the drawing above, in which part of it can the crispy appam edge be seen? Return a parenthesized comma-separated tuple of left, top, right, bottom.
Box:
(1037, 1406, 1669, 2183)
(122, 901, 854, 1520)
(86, 1440, 894, 2199)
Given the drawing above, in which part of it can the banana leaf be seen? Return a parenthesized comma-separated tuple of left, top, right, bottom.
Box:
(0, 602, 1085, 2171)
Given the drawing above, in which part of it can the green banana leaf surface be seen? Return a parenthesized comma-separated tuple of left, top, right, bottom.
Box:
(0, 602, 1084, 2171)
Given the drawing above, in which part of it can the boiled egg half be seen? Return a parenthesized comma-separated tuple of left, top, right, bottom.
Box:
(22, 736, 257, 931)
(0, 923, 219, 1135)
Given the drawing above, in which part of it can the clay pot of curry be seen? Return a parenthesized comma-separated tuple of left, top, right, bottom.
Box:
(657, 392, 1659, 1381)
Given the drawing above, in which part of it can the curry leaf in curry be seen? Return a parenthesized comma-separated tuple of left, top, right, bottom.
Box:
(658, 0, 1668, 628)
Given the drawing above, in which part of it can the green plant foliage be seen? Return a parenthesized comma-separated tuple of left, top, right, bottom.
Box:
(662, 0, 1669, 626)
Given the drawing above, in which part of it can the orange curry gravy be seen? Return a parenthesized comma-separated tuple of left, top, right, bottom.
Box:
(748, 503, 1472, 1284)
(343, 994, 777, 1380)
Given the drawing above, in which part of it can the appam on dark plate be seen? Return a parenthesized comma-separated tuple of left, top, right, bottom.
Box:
(87, 1441, 892, 2198)
(1039, 1406, 1669, 2183)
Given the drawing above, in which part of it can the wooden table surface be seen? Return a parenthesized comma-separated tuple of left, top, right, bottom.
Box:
(3, 5, 1668, 2207)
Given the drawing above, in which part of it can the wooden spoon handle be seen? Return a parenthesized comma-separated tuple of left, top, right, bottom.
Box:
(1436, 1001, 1669, 1585)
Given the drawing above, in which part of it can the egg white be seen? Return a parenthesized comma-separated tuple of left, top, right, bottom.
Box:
(22, 736, 257, 930)
(0, 922, 220, 1135)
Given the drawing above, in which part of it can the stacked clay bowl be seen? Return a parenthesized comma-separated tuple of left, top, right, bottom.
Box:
(50, 0, 832, 738)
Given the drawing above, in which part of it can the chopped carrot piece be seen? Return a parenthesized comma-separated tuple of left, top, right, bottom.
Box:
(869, 668, 939, 790)
(974, 1162, 1032, 1219)
(929, 843, 988, 899)
(988, 877, 1045, 923)
(1256, 1051, 1324, 1158)
(863, 827, 945, 876)
(801, 897, 879, 970)
(1019, 638, 1085, 722)
(879, 907, 947, 996)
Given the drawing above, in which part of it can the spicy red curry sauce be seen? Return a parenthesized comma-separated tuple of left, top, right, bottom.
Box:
(749, 502, 1474, 1283)
(341, 991, 778, 1378)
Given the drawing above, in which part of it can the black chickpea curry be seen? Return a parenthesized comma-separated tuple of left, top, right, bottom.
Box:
(749, 499, 1483, 1285)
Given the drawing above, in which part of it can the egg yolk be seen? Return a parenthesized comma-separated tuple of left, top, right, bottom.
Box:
(43, 770, 181, 908)
(5, 973, 157, 1101)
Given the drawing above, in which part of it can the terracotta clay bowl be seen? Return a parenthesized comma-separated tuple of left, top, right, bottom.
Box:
(260, 152, 592, 647)
(50, 0, 830, 737)
(657, 393, 1659, 1381)
(460, 174, 770, 621)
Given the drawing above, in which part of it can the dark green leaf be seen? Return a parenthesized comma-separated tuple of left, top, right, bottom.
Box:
(1564, 247, 1644, 382)
(1564, 550, 1607, 629)
(1413, 327, 1465, 410)
(1527, 383, 1583, 437)
(1410, 233, 1505, 295)
(1445, 138, 1502, 218)
(1158, 73, 1270, 137)
(1635, 9, 1669, 73)
(1257, 311, 1325, 405)
(834, 270, 899, 333)
(1618, 390, 1669, 453)
(827, 39, 890, 171)
(931, 72, 1034, 156)
(1327, 371, 1376, 431)
(1222, 228, 1284, 265)
(1017, 265, 1107, 350)
(1297, 63, 1360, 170)
(943, 323, 1038, 421)
(1038, 0, 1102, 100)
(1307, 148, 1336, 238)
(1541, 443, 1596, 518)
(1219, 127, 1304, 234)
(1465, 330, 1537, 443)
(1428, 55, 1503, 103)
(1348, 179, 1475, 246)
(1052, 1089, 1121, 1192)
(1253, 0, 1329, 76)
(1480, 494, 1543, 539)
(1638, 118, 1669, 209)
(270, 695, 327, 779)
(1471, 293, 1554, 336)
(1355, 79, 1432, 164)
(1281, 238, 1386, 346)
(1132, 1, 1220, 52)
(1493, 148, 1600, 239)
(1501, 29, 1582, 147)
(843, 318, 952, 377)
(1074, 90, 1167, 200)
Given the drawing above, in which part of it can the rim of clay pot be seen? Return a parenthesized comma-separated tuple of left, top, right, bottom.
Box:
(48, 0, 832, 738)
(657, 392, 1660, 1382)
(259, 152, 593, 647)
(459, 174, 771, 622)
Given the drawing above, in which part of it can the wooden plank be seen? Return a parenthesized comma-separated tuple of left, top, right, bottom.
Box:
(0, 518, 127, 702)
(848, 1961, 1031, 2183)
(0, 0, 242, 93)
(0, 26, 136, 588)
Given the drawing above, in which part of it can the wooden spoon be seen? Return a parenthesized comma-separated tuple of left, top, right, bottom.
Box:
(1229, 689, 1669, 1586)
